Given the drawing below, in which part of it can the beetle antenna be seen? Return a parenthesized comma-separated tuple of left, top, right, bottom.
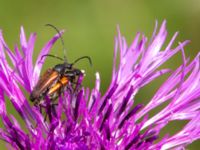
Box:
(72, 56, 92, 67)
(45, 24, 67, 62)
(41, 54, 64, 61)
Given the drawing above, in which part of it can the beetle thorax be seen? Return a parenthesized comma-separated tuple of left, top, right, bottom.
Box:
(54, 63, 72, 73)
(53, 64, 65, 73)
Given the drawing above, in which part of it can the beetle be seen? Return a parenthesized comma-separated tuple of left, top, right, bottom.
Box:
(30, 24, 92, 107)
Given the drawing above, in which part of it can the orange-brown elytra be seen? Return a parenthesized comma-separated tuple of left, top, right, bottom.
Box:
(30, 24, 92, 106)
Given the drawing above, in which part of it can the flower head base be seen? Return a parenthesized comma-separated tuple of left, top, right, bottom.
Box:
(0, 21, 200, 149)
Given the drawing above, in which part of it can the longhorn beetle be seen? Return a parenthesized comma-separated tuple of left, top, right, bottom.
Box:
(30, 24, 92, 108)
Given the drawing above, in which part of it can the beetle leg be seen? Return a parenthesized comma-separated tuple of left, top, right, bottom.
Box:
(64, 71, 82, 92)
(44, 112, 48, 122)
(51, 103, 58, 118)
(43, 103, 58, 122)
(37, 103, 48, 121)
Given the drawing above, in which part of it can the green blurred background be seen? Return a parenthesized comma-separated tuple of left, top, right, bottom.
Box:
(0, 0, 199, 149)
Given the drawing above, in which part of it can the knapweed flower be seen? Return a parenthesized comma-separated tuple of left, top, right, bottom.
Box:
(0, 20, 199, 150)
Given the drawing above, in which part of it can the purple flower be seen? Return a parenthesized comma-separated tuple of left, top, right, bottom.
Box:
(0, 20, 199, 149)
